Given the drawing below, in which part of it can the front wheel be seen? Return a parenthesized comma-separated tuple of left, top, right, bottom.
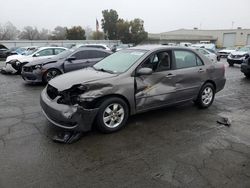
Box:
(43, 69, 61, 83)
(96, 97, 129, 133)
(228, 62, 234, 67)
(196, 83, 215, 109)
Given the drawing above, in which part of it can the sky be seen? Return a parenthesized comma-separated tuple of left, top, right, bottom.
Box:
(1, 0, 250, 33)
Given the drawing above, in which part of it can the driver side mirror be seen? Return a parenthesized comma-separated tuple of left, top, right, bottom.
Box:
(33, 53, 39, 57)
(137, 68, 153, 76)
(66, 56, 76, 62)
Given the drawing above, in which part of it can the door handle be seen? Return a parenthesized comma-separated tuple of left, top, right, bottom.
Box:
(198, 68, 205, 73)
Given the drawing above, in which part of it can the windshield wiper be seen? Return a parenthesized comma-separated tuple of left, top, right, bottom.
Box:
(93, 67, 115, 74)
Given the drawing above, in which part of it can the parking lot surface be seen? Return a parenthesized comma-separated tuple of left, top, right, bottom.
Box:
(0, 60, 250, 188)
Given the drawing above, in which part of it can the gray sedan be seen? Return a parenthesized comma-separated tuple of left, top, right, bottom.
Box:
(40, 45, 226, 133)
(22, 48, 112, 83)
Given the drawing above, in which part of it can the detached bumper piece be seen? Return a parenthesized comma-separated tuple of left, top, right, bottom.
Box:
(52, 131, 83, 144)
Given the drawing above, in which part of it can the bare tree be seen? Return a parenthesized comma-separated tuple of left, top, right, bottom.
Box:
(39, 28, 50, 40)
(84, 26, 93, 40)
(0, 22, 19, 40)
(19, 26, 40, 40)
(51, 26, 67, 40)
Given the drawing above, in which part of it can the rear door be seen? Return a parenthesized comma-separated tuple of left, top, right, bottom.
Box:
(87, 50, 110, 66)
(135, 50, 177, 111)
(64, 50, 91, 72)
(172, 49, 207, 102)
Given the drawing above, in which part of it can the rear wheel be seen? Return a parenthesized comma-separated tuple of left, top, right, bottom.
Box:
(196, 83, 215, 109)
(96, 97, 129, 133)
(43, 69, 61, 83)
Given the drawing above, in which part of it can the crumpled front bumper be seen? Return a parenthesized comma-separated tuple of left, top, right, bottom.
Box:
(40, 88, 99, 132)
(1, 63, 18, 74)
(21, 69, 43, 83)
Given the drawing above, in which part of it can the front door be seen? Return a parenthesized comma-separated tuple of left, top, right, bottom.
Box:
(64, 51, 90, 72)
(135, 50, 177, 111)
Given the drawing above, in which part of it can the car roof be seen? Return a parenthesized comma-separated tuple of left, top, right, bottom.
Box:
(75, 47, 112, 53)
(130, 45, 196, 52)
(38, 46, 67, 50)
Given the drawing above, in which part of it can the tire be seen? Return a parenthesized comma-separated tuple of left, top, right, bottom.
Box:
(228, 62, 234, 67)
(244, 73, 250, 78)
(96, 97, 129, 133)
(43, 69, 61, 83)
(196, 83, 215, 109)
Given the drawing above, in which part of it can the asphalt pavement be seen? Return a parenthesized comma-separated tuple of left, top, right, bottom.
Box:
(0, 59, 250, 188)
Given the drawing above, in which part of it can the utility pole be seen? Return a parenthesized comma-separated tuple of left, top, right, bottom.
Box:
(231, 21, 234, 29)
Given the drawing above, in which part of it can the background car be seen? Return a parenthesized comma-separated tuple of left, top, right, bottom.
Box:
(1, 47, 67, 74)
(22, 48, 112, 83)
(78, 44, 111, 51)
(227, 45, 250, 66)
(241, 55, 250, 78)
(0, 44, 8, 58)
(205, 48, 220, 61)
(40, 45, 226, 134)
(3, 46, 38, 57)
(194, 48, 217, 63)
(218, 47, 238, 58)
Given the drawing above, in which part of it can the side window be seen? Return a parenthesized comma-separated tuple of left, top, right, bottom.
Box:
(140, 51, 171, 72)
(73, 51, 90, 60)
(89, 50, 109, 59)
(54, 48, 65, 55)
(35, 49, 53, 57)
(196, 57, 204, 66)
(197, 48, 209, 55)
(174, 50, 198, 69)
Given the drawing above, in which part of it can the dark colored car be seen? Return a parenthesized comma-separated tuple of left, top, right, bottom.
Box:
(0, 44, 8, 58)
(241, 55, 250, 78)
(22, 48, 112, 83)
(227, 46, 250, 66)
(40, 45, 226, 134)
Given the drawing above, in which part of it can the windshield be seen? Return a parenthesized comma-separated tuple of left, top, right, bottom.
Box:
(94, 49, 147, 73)
(15, 48, 26, 54)
(238, 47, 250, 52)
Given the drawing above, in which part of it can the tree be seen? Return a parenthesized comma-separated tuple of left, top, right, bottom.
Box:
(19, 26, 40, 40)
(39, 28, 50, 40)
(51, 26, 67, 40)
(101, 9, 119, 40)
(116, 19, 131, 44)
(0, 22, 19, 40)
(92, 31, 105, 40)
(130, 18, 148, 45)
(66, 26, 86, 40)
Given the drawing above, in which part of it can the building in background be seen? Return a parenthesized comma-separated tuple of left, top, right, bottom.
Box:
(148, 28, 250, 48)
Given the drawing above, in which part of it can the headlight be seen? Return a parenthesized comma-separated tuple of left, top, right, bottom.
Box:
(34, 64, 42, 69)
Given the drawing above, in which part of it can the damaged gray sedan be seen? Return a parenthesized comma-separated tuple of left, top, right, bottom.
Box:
(40, 45, 226, 133)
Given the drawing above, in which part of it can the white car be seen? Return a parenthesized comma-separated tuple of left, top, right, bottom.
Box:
(1, 47, 67, 74)
(195, 48, 217, 63)
(78, 44, 111, 51)
(218, 47, 238, 58)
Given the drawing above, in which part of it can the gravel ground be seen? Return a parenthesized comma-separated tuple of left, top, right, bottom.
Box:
(0, 59, 250, 188)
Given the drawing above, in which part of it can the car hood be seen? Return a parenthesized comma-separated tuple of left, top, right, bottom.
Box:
(49, 68, 118, 91)
(219, 49, 235, 53)
(25, 57, 59, 66)
(6, 54, 30, 62)
(231, 51, 248, 56)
